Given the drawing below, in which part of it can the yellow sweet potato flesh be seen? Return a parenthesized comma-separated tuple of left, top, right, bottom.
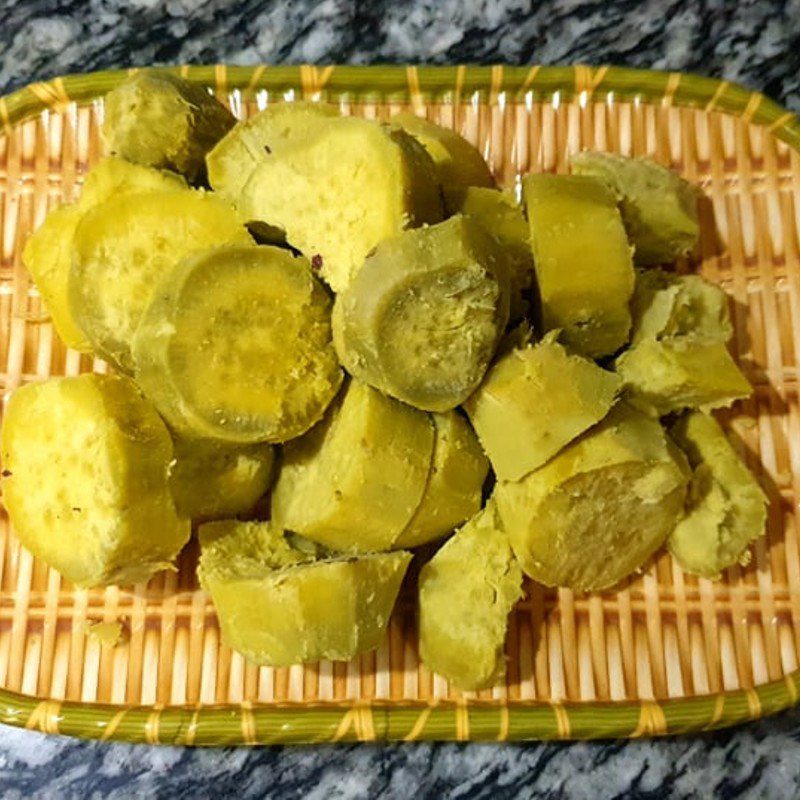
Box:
(571, 151, 699, 266)
(22, 158, 187, 353)
(395, 411, 489, 549)
(668, 411, 767, 577)
(198, 520, 411, 666)
(0, 374, 189, 587)
(271, 380, 434, 552)
(495, 404, 688, 591)
(630, 268, 732, 345)
(70, 190, 251, 372)
(102, 70, 235, 182)
(206, 101, 339, 202)
(464, 334, 621, 481)
(523, 173, 634, 358)
(615, 338, 751, 416)
(418, 502, 522, 690)
(332, 216, 510, 412)
(132, 244, 342, 443)
(451, 186, 536, 321)
(23, 205, 90, 351)
(391, 112, 494, 204)
(169, 437, 275, 521)
(80, 156, 187, 207)
(238, 116, 443, 292)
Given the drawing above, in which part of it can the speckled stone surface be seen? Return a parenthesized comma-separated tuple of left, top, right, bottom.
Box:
(1, 1, 800, 797)
(1, 0, 799, 110)
(1, 709, 800, 799)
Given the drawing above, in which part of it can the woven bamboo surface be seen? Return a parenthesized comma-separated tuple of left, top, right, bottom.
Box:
(0, 65, 799, 744)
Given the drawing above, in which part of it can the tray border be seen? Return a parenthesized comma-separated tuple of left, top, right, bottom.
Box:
(1, 63, 799, 745)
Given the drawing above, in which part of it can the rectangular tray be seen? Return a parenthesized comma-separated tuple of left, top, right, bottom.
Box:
(1, 65, 799, 745)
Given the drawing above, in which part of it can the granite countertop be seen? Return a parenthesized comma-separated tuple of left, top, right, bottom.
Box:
(1, 0, 799, 109)
(2, 1, 800, 798)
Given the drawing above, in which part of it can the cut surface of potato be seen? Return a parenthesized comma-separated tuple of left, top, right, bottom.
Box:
(22, 158, 187, 353)
(571, 151, 700, 266)
(23, 205, 90, 351)
(391, 112, 494, 205)
(70, 190, 251, 372)
(523, 173, 635, 358)
(86, 621, 125, 647)
(272, 380, 434, 552)
(395, 411, 489, 549)
(133, 244, 342, 443)
(464, 334, 621, 480)
(198, 520, 411, 666)
(238, 116, 443, 292)
(418, 502, 523, 690)
(207, 101, 339, 202)
(0, 374, 190, 587)
(615, 338, 751, 416)
(668, 411, 767, 577)
(102, 69, 235, 182)
(451, 186, 535, 321)
(495, 403, 688, 591)
(169, 437, 275, 521)
(333, 216, 510, 412)
(79, 156, 187, 208)
(630, 268, 732, 345)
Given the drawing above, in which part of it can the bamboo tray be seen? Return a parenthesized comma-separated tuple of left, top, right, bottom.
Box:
(1, 65, 799, 745)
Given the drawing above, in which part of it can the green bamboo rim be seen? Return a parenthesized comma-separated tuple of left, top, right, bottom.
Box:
(2, 64, 799, 151)
(1, 64, 799, 745)
(1, 675, 798, 744)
